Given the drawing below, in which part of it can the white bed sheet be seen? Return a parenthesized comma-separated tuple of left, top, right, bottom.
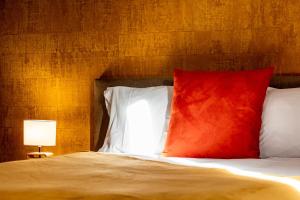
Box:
(108, 153, 300, 177)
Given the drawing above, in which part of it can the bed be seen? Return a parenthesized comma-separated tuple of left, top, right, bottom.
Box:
(1, 74, 300, 200)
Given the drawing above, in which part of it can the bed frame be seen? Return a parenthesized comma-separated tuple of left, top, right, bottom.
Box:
(91, 75, 300, 151)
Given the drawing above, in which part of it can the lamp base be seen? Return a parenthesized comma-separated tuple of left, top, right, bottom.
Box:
(27, 152, 53, 159)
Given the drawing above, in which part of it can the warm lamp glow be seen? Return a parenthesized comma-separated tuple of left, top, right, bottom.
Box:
(24, 120, 56, 146)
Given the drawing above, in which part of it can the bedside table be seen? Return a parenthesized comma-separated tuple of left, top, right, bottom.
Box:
(27, 152, 54, 159)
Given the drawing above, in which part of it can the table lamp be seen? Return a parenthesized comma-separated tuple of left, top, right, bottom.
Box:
(24, 120, 56, 158)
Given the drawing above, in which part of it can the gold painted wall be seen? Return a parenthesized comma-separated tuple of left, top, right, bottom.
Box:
(1, 0, 300, 162)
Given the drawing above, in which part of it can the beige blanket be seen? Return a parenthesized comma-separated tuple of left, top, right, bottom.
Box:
(0, 152, 299, 200)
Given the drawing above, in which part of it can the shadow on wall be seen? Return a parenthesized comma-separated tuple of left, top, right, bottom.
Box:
(100, 33, 283, 80)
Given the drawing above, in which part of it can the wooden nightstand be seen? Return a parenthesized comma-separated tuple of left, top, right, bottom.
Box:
(27, 152, 54, 159)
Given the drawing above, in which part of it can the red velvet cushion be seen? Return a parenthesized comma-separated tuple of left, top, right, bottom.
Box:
(164, 68, 273, 158)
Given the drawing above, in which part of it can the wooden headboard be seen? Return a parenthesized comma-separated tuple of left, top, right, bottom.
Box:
(91, 75, 300, 151)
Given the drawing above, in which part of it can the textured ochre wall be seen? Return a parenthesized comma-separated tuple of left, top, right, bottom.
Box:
(1, 0, 300, 162)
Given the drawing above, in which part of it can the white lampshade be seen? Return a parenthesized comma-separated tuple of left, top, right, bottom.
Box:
(24, 120, 56, 146)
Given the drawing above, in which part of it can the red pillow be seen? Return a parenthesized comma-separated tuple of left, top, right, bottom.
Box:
(164, 68, 273, 158)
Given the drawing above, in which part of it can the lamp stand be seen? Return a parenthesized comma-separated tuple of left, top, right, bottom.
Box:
(38, 146, 42, 158)
(26, 146, 53, 159)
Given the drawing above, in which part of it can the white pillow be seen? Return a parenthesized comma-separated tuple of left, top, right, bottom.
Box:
(162, 86, 173, 137)
(99, 86, 170, 155)
(260, 87, 300, 158)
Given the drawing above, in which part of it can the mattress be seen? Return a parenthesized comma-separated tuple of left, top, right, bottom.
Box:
(0, 152, 300, 200)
